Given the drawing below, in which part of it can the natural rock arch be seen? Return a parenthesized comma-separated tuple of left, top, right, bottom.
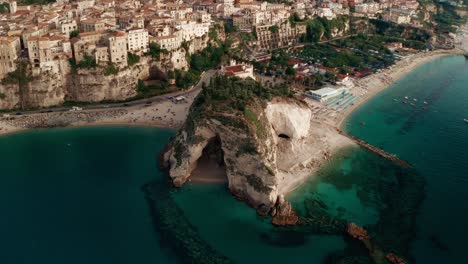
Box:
(189, 135, 228, 184)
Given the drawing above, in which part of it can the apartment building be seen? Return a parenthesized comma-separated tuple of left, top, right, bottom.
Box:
(0, 36, 21, 79)
(27, 35, 72, 72)
(150, 34, 183, 51)
(60, 20, 78, 38)
(127, 28, 149, 54)
(80, 18, 107, 32)
(72, 30, 128, 67)
(255, 22, 306, 51)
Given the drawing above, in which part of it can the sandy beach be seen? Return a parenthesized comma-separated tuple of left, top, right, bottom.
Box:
(0, 70, 217, 136)
(300, 49, 465, 130)
(336, 49, 464, 128)
(0, 89, 199, 136)
(279, 48, 464, 194)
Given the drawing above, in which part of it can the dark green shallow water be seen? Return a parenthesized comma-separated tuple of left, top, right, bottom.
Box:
(0, 56, 466, 264)
(344, 55, 468, 263)
(0, 127, 177, 264)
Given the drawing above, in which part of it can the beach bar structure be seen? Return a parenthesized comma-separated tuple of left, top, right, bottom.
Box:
(306, 87, 349, 103)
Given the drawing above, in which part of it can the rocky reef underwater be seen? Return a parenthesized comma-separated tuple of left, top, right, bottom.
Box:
(143, 145, 425, 264)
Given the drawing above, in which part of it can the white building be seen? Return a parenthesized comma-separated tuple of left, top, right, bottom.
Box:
(60, 20, 78, 38)
(175, 21, 210, 41)
(306, 87, 348, 102)
(150, 34, 182, 51)
(127, 28, 149, 54)
(221, 60, 255, 79)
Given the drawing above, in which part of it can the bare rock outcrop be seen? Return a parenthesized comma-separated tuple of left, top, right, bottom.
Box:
(66, 58, 150, 102)
(163, 95, 354, 211)
(0, 58, 150, 110)
(272, 194, 299, 226)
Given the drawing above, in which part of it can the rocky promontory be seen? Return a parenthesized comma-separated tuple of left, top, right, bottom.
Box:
(162, 75, 354, 213)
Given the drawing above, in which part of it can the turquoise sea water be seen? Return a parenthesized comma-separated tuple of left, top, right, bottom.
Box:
(344, 55, 468, 263)
(0, 55, 466, 263)
(0, 127, 177, 264)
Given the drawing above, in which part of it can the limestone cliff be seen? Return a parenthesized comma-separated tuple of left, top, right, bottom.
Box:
(0, 58, 150, 110)
(162, 76, 353, 212)
(66, 58, 150, 102)
(0, 61, 69, 110)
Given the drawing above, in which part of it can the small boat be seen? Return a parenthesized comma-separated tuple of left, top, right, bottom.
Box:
(464, 119, 468, 123)
(402, 100, 407, 104)
(413, 98, 418, 102)
(393, 99, 398, 102)
(424, 101, 428, 104)
(404, 96, 409, 99)
(410, 103, 415, 107)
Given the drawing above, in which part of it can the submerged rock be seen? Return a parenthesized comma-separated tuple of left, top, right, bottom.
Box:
(347, 223, 370, 241)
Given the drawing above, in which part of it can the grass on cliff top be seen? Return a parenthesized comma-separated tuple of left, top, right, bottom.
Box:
(186, 75, 292, 137)
(195, 75, 291, 114)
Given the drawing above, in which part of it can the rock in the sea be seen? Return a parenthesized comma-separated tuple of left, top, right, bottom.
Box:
(256, 204, 270, 216)
(346, 223, 370, 241)
(272, 195, 298, 226)
(386, 253, 407, 264)
(162, 77, 354, 212)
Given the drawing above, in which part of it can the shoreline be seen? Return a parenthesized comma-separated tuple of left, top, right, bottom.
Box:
(0, 89, 199, 136)
(1, 50, 461, 138)
(282, 49, 463, 196)
(333, 49, 464, 130)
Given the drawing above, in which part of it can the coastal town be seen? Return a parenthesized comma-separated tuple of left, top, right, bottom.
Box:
(0, 0, 466, 134)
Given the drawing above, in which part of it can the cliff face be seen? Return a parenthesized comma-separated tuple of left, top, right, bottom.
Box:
(0, 83, 20, 110)
(0, 61, 69, 110)
(0, 58, 150, 110)
(66, 58, 150, 102)
(163, 97, 352, 211)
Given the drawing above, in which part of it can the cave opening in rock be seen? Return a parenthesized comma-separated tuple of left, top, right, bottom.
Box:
(190, 135, 228, 183)
(278, 133, 290, 139)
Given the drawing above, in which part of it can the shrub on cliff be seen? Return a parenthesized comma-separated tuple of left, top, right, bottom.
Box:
(147, 43, 167, 60)
(69, 55, 97, 70)
(127, 52, 140, 66)
(0, 3, 9, 13)
(104, 64, 119, 76)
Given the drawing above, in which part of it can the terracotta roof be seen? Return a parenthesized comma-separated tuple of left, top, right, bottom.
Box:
(225, 65, 244, 73)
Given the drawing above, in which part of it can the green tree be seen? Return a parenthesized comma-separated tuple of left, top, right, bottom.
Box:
(69, 30, 79, 39)
(269, 25, 279, 33)
(285, 66, 296, 76)
(148, 43, 166, 60)
(306, 19, 325, 42)
(137, 80, 147, 93)
(104, 64, 119, 75)
(127, 52, 140, 66)
(0, 3, 10, 13)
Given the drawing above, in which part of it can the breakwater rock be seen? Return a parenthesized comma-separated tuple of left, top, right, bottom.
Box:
(142, 181, 232, 264)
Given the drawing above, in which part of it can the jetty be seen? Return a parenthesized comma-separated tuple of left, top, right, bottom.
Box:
(335, 128, 412, 168)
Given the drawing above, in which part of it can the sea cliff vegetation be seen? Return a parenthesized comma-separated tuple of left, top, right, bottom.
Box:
(181, 75, 291, 145)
